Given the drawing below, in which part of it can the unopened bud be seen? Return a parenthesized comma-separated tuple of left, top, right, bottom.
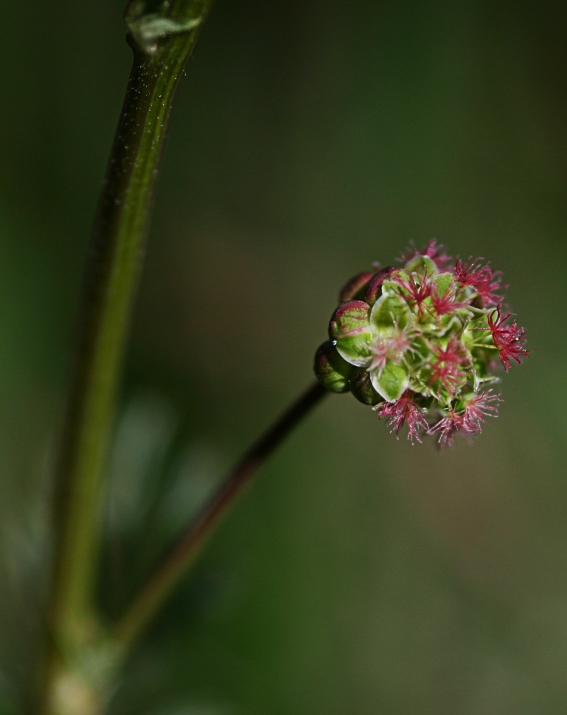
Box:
(364, 266, 396, 305)
(314, 341, 354, 393)
(349, 369, 381, 405)
(329, 300, 374, 367)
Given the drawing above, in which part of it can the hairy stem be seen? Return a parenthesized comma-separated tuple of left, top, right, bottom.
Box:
(41, 2, 214, 713)
(113, 382, 328, 652)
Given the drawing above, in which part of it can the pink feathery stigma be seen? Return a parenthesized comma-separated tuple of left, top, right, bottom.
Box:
(429, 337, 469, 395)
(422, 239, 452, 269)
(428, 409, 465, 447)
(461, 390, 501, 433)
(375, 392, 429, 443)
(483, 308, 529, 371)
(453, 258, 505, 307)
(388, 324, 412, 357)
(429, 283, 469, 317)
(399, 239, 452, 270)
(428, 390, 501, 446)
(369, 325, 413, 376)
(368, 339, 393, 377)
(391, 271, 432, 317)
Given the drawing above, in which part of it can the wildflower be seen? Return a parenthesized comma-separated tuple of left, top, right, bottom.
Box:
(314, 240, 529, 445)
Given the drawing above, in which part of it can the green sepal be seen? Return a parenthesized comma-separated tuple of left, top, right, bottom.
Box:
(380, 269, 408, 299)
(335, 335, 374, 366)
(470, 347, 498, 389)
(329, 300, 370, 338)
(314, 341, 355, 393)
(434, 271, 454, 296)
(408, 373, 432, 398)
(370, 294, 411, 334)
(404, 336, 429, 368)
(404, 254, 438, 276)
(437, 313, 464, 337)
(461, 313, 490, 347)
(349, 369, 382, 405)
(370, 359, 409, 402)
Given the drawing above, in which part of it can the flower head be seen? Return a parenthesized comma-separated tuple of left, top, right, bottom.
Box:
(314, 240, 529, 445)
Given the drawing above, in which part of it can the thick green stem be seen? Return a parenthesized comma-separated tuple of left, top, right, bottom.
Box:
(41, 2, 213, 713)
(113, 382, 327, 652)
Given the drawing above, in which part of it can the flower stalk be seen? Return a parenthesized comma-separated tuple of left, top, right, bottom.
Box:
(113, 381, 327, 652)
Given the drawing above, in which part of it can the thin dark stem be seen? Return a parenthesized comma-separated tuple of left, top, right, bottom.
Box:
(113, 381, 328, 651)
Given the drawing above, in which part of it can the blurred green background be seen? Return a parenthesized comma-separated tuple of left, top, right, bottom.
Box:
(0, 1, 565, 713)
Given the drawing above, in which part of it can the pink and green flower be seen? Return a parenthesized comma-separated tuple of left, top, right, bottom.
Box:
(314, 240, 529, 446)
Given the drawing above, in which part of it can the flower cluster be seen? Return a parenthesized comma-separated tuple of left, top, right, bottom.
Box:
(314, 240, 529, 446)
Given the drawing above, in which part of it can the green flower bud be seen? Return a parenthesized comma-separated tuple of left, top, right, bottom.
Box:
(314, 341, 355, 393)
(349, 369, 382, 405)
(364, 267, 396, 305)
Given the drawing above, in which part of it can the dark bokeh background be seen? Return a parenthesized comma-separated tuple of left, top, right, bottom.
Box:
(1, 1, 566, 713)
